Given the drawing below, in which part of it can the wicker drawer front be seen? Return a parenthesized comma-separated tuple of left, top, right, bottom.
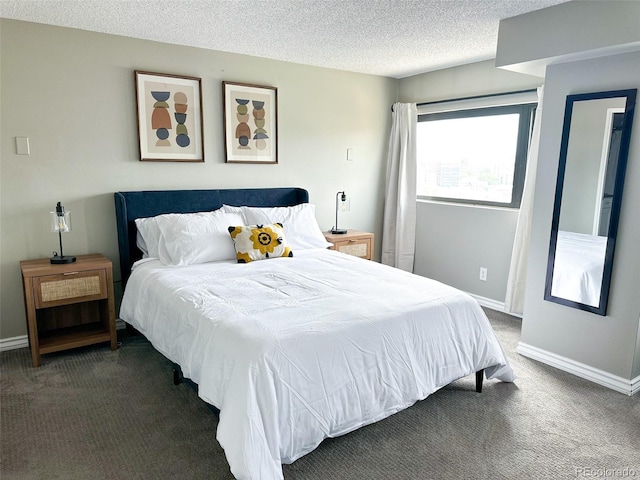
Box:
(335, 238, 372, 259)
(34, 270, 107, 308)
(337, 242, 368, 257)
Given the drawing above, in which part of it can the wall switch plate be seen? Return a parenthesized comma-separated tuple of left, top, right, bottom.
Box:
(479, 267, 488, 281)
(16, 137, 30, 155)
(346, 148, 353, 161)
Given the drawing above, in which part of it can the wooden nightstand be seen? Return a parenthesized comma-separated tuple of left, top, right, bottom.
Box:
(324, 230, 374, 260)
(20, 253, 117, 367)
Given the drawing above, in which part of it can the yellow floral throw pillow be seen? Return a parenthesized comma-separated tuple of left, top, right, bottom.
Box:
(228, 223, 293, 263)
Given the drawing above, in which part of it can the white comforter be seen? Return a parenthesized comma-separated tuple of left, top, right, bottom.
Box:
(120, 249, 514, 480)
(551, 230, 607, 307)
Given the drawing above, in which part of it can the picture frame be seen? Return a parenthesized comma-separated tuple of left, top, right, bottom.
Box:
(223, 81, 278, 164)
(135, 70, 204, 162)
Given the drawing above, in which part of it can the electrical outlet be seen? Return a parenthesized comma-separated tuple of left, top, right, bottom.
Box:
(479, 267, 487, 281)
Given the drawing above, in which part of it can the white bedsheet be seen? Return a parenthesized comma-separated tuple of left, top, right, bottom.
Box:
(120, 249, 515, 480)
(551, 230, 607, 307)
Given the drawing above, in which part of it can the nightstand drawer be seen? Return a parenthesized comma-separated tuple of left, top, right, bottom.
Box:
(335, 239, 371, 258)
(33, 269, 107, 309)
(324, 230, 374, 260)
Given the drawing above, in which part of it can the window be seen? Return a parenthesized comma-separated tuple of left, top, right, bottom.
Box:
(417, 102, 536, 208)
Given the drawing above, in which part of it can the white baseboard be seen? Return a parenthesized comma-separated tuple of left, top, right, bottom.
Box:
(0, 335, 28, 352)
(6, 317, 637, 395)
(0, 319, 128, 353)
(1, 300, 511, 352)
(516, 341, 638, 396)
(467, 293, 523, 318)
(468, 293, 505, 313)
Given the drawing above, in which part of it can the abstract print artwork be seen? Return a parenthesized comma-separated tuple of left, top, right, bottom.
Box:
(135, 71, 204, 162)
(223, 82, 278, 163)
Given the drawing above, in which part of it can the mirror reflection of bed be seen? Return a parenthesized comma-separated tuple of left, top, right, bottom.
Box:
(551, 230, 606, 307)
(551, 107, 622, 306)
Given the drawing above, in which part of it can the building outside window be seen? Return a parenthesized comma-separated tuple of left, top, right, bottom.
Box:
(417, 99, 536, 209)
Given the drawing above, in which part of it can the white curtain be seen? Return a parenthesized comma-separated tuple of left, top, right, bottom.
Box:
(505, 86, 544, 314)
(381, 102, 417, 272)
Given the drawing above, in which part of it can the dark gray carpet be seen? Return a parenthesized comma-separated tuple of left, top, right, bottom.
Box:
(1, 309, 638, 479)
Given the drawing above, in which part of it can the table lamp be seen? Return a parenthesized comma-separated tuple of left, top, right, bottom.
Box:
(50, 202, 76, 264)
(331, 191, 348, 234)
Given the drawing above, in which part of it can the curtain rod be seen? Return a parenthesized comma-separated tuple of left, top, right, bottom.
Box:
(391, 88, 538, 111)
(417, 88, 537, 107)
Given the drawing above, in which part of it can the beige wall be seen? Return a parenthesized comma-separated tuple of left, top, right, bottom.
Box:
(521, 51, 640, 381)
(0, 19, 397, 340)
(494, 0, 640, 385)
(558, 98, 626, 234)
(399, 60, 542, 303)
(399, 59, 543, 103)
(496, 0, 640, 76)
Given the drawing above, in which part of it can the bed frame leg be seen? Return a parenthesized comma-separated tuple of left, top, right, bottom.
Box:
(475, 369, 484, 393)
(173, 367, 182, 386)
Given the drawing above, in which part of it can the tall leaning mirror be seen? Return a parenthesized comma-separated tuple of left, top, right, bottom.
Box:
(545, 89, 637, 315)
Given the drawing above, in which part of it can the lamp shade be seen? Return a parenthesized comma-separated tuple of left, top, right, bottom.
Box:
(331, 191, 347, 234)
(50, 202, 76, 264)
(50, 210, 71, 233)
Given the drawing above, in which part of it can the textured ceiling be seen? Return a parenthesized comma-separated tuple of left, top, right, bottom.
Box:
(0, 0, 569, 78)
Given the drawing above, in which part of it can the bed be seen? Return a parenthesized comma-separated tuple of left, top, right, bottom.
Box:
(551, 230, 607, 307)
(114, 187, 515, 480)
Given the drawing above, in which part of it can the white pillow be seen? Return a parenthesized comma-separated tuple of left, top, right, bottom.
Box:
(135, 216, 162, 258)
(220, 204, 245, 217)
(239, 204, 331, 250)
(155, 210, 245, 266)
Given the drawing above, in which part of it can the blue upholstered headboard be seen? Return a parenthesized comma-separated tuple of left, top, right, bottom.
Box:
(114, 187, 309, 284)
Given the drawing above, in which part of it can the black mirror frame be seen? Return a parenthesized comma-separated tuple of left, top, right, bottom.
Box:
(544, 88, 637, 315)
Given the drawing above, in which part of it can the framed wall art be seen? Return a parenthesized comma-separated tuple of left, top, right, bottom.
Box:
(135, 70, 204, 162)
(223, 81, 278, 164)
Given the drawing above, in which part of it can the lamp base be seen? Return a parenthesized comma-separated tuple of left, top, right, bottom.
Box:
(50, 255, 76, 264)
(330, 228, 348, 234)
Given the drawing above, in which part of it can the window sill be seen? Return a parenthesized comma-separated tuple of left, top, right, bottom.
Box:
(417, 198, 519, 212)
